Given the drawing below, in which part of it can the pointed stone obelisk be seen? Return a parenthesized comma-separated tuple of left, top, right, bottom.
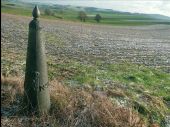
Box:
(24, 5, 50, 114)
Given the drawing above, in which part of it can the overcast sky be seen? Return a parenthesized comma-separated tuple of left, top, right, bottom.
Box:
(23, 0, 170, 17)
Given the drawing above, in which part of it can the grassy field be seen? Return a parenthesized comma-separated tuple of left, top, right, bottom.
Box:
(1, 1, 170, 126)
(2, 57, 170, 126)
(2, 1, 170, 26)
(48, 60, 170, 97)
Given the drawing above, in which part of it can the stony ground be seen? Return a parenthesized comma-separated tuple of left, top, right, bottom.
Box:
(1, 13, 170, 76)
(1, 13, 170, 127)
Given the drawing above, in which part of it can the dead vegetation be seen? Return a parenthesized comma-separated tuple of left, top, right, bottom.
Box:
(1, 75, 23, 106)
(50, 80, 146, 127)
(2, 75, 167, 127)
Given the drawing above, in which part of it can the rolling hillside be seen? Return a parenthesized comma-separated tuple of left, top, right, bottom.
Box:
(2, 0, 170, 26)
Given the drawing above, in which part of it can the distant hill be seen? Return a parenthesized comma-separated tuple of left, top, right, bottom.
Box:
(2, 0, 170, 26)
(2, 0, 170, 20)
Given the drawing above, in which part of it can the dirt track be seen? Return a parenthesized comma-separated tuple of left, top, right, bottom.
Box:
(1, 13, 170, 74)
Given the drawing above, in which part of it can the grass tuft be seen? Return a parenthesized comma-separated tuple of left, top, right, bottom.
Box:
(1, 75, 152, 127)
(1, 75, 169, 126)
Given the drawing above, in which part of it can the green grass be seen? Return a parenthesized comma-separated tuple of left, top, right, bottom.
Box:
(2, 2, 170, 26)
(47, 58, 170, 120)
(1, 5, 32, 16)
(48, 59, 170, 98)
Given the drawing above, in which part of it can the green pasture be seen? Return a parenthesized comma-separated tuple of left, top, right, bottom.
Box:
(2, 2, 170, 26)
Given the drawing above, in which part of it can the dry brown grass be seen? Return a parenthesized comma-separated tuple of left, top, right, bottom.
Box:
(1, 74, 23, 89)
(50, 80, 147, 127)
(1, 75, 149, 127)
(1, 75, 23, 106)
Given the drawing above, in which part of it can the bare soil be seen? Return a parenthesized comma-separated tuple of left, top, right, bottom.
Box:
(1, 13, 170, 76)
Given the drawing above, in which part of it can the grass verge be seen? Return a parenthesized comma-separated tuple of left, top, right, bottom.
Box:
(1, 74, 169, 127)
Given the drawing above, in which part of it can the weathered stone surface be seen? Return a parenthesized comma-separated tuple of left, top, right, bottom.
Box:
(24, 6, 50, 114)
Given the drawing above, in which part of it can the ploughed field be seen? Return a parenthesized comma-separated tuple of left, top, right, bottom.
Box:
(1, 13, 170, 75)
(1, 13, 170, 127)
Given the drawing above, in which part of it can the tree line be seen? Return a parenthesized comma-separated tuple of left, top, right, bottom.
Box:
(44, 8, 102, 23)
(78, 11, 102, 23)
